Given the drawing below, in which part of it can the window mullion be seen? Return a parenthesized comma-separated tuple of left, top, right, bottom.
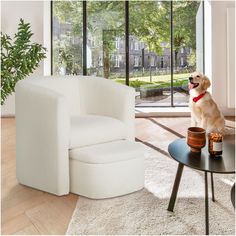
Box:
(83, 1, 87, 75)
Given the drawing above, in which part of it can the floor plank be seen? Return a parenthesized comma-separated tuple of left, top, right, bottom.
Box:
(14, 225, 41, 235)
(2, 213, 32, 235)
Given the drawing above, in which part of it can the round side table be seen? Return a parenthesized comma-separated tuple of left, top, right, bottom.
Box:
(167, 138, 235, 235)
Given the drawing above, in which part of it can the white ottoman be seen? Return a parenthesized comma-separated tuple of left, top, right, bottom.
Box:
(69, 140, 144, 199)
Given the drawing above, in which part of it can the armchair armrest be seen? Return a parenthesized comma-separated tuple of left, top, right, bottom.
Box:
(15, 81, 70, 195)
(80, 77, 135, 141)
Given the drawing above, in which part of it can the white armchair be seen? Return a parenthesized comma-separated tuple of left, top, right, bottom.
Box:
(15, 76, 143, 197)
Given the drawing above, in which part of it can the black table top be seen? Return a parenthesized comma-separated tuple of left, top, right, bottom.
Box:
(168, 138, 235, 174)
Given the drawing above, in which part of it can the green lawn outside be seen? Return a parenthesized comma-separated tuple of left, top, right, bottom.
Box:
(114, 73, 189, 89)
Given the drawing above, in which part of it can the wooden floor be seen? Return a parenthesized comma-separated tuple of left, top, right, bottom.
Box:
(1, 117, 235, 235)
(1, 118, 78, 235)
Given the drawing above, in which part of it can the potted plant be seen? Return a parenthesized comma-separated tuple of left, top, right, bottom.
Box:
(1, 18, 47, 105)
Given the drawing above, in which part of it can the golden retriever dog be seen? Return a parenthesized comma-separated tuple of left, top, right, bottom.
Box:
(188, 72, 225, 134)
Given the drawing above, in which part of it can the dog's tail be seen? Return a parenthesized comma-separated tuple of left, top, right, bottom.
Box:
(224, 126, 235, 136)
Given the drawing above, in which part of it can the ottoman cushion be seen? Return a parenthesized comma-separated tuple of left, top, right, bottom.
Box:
(69, 140, 145, 199)
(69, 140, 144, 164)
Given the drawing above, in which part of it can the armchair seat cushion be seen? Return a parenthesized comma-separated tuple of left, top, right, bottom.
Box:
(70, 115, 126, 149)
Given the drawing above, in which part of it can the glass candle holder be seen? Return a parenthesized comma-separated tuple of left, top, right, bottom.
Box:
(208, 132, 223, 156)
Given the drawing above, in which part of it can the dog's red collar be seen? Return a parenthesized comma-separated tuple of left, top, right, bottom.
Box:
(193, 92, 206, 103)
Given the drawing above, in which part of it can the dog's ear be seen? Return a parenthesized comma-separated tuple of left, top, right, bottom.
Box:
(202, 75, 211, 90)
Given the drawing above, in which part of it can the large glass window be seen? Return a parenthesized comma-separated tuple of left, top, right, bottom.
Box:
(52, 1, 204, 107)
(86, 1, 125, 79)
(172, 0, 203, 106)
(129, 1, 171, 107)
(52, 1, 83, 75)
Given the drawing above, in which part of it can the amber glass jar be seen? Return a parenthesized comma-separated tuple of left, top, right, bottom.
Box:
(208, 133, 223, 156)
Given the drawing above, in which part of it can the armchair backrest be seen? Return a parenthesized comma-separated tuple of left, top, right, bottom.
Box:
(19, 76, 82, 116)
(17, 76, 135, 140)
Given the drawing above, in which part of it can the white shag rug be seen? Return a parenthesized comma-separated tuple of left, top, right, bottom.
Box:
(66, 144, 235, 235)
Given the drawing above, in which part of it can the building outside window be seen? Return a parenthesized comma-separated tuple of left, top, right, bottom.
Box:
(115, 38, 119, 49)
(134, 41, 139, 51)
(114, 55, 120, 67)
(150, 56, 155, 67)
(180, 57, 184, 66)
(134, 56, 140, 67)
(130, 41, 133, 50)
(160, 57, 164, 68)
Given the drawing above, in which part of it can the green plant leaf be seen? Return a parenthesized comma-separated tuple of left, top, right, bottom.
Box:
(1, 19, 47, 105)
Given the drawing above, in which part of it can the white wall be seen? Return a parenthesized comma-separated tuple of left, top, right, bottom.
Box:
(226, 7, 235, 108)
(1, 1, 44, 116)
(196, 1, 204, 73)
(205, 0, 235, 116)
